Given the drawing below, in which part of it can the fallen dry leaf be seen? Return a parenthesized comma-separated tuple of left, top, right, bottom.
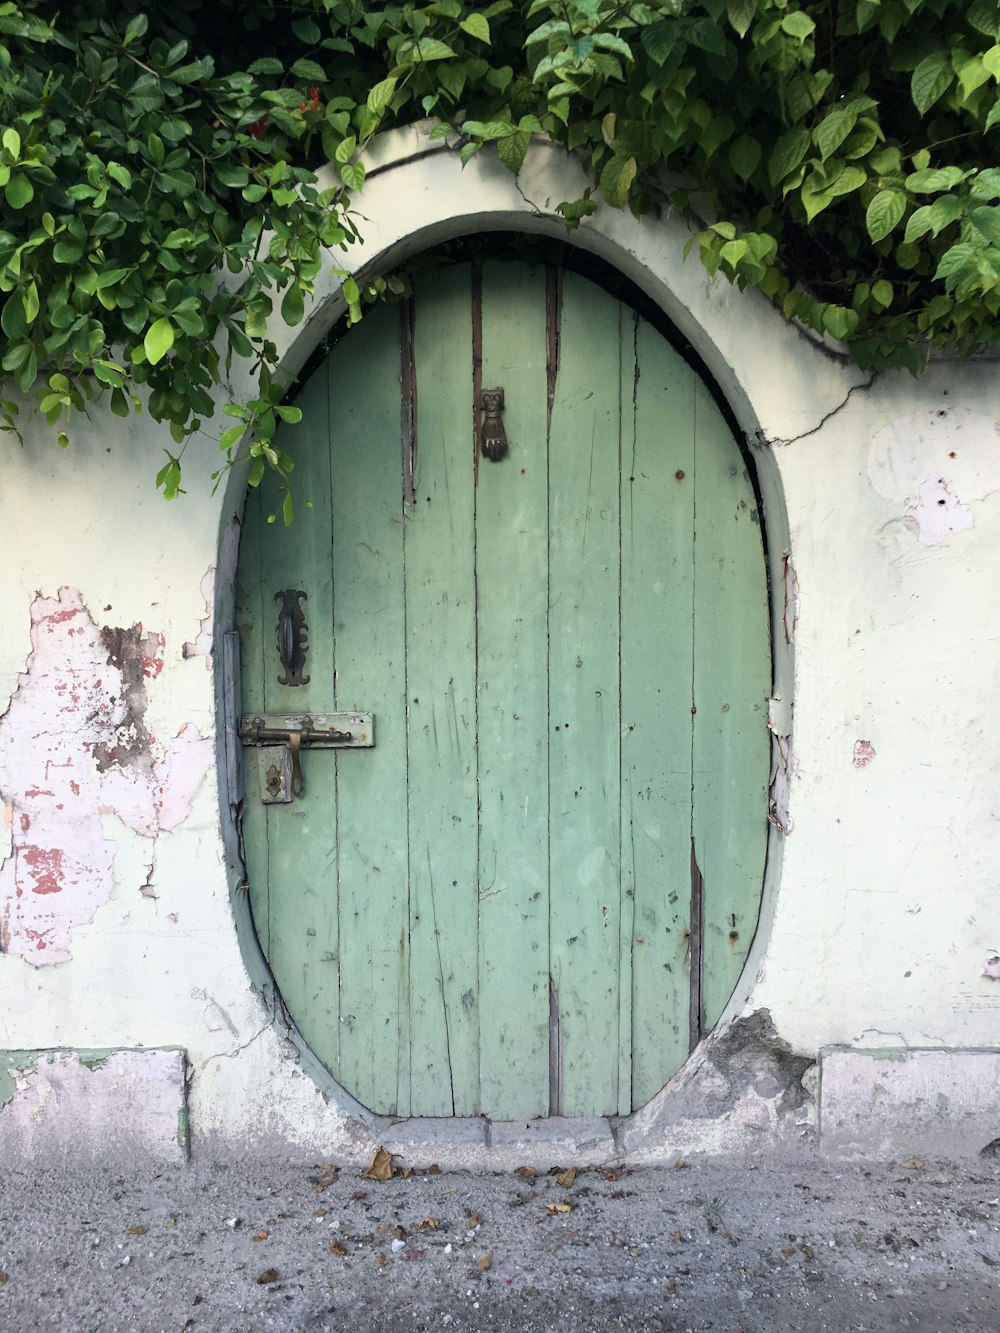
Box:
(516, 1166, 537, 1178)
(782, 1246, 797, 1257)
(674, 1159, 689, 1170)
(330, 1241, 348, 1257)
(256, 1269, 277, 1285)
(361, 1146, 397, 1182)
(374, 1251, 388, 1270)
(0, 1274, 8, 1285)
(252, 1230, 269, 1242)
(672, 1230, 682, 1242)
(545, 1201, 573, 1215)
(417, 1217, 439, 1230)
(125, 1225, 148, 1236)
(556, 1168, 577, 1189)
(800, 1244, 815, 1260)
(478, 1252, 493, 1271)
(902, 1157, 925, 1169)
(665, 1281, 677, 1296)
(467, 1214, 482, 1228)
(405, 1248, 424, 1261)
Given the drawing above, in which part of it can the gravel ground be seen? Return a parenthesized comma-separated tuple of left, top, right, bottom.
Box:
(1, 1152, 999, 1331)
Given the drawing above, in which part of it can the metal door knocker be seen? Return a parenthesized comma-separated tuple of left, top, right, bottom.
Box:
(275, 588, 310, 686)
(480, 386, 508, 461)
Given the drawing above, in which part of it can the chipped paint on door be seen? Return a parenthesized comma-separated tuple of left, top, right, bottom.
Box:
(236, 261, 770, 1120)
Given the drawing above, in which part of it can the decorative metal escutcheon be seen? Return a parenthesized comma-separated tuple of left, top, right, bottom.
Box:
(240, 712, 374, 804)
(276, 589, 310, 686)
(480, 386, 508, 461)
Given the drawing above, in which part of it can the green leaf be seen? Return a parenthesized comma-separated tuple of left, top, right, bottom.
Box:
(727, 0, 757, 38)
(340, 161, 365, 190)
(4, 173, 32, 209)
(599, 153, 637, 208)
(814, 109, 856, 162)
(144, 318, 175, 365)
(865, 189, 906, 243)
(213, 163, 249, 188)
(971, 205, 1000, 247)
(728, 135, 760, 182)
(911, 51, 954, 116)
(410, 38, 457, 62)
(497, 130, 531, 174)
(768, 127, 811, 187)
(123, 13, 148, 45)
(291, 58, 327, 81)
(280, 283, 305, 326)
(107, 161, 133, 189)
(2, 127, 19, 159)
(780, 11, 816, 40)
(275, 405, 302, 423)
(248, 57, 283, 75)
(367, 76, 397, 116)
(871, 279, 893, 309)
(282, 491, 294, 526)
(292, 17, 322, 43)
(460, 14, 491, 43)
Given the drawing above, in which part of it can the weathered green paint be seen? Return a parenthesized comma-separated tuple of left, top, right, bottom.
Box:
(237, 260, 770, 1119)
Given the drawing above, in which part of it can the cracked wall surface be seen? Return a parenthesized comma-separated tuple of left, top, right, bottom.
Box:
(0, 129, 996, 1161)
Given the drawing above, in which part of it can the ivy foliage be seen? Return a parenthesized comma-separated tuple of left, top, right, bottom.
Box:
(3, 0, 1000, 504)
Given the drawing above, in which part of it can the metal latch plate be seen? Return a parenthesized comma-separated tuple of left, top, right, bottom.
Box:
(239, 713, 374, 748)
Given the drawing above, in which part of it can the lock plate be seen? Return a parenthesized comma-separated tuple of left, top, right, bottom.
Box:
(257, 745, 293, 804)
(240, 712, 374, 804)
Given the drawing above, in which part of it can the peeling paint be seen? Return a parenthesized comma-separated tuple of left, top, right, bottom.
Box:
(183, 568, 216, 667)
(0, 588, 212, 964)
(852, 740, 876, 768)
(781, 551, 799, 644)
(904, 474, 974, 546)
(767, 734, 795, 835)
(983, 956, 1000, 980)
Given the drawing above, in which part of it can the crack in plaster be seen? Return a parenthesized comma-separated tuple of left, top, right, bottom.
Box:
(758, 374, 877, 448)
(200, 1022, 270, 1071)
(0, 588, 212, 965)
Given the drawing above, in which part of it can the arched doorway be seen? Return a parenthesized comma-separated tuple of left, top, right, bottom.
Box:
(234, 252, 770, 1120)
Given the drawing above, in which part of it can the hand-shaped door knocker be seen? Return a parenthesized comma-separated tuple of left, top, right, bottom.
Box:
(480, 386, 508, 461)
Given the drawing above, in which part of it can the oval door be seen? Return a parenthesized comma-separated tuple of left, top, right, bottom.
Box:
(235, 259, 770, 1120)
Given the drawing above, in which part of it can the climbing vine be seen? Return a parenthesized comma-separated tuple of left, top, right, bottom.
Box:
(3, 0, 1000, 506)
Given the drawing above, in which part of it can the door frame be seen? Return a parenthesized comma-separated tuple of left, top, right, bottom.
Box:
(214, 126, 794, 1141)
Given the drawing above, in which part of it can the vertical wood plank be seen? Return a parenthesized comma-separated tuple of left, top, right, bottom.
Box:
(476, 261, 551, 1120)
(330, 310, 412, 1115)
(405, 266, 480, 1115)
(622, 316, 696, 1110)
(547, 272, 623, 1117)
(237, 367, 338, 1043)
(692, 382, 770, 1032)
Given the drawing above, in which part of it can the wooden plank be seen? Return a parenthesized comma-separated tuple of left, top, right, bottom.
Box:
(622, 315, 696, 1110)
(692, 381, 770, 1032)
(404, 266, 480, 1115)
(546, 271, 623, 1117)
(476, 261, 551, 1120)
(328, 309, 412, 1115)
(248, 367, 341, 1077)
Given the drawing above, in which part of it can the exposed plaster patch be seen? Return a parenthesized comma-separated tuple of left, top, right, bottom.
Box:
(781, 552, 799, 644)
(852, 739, 876, 768)
(182, 567, 215, 668)
(0, 1048, 187, 1163)
(869, 407, 1000, 545)
(622, 1010, 816, 1153)
(0, 588, 212, 964)
(767, 698, 795, 835)
(983, 955, 1000, 980)
(904, 474, 974, 546)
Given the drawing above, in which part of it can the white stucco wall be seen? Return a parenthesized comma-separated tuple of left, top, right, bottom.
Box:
(0, 126, 997, 1162)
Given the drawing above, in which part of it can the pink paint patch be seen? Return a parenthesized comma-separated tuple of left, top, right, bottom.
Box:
(983, 956, 1000, 981)
(0, 587, 212, 965)
(20, 844, 64, 894)
(853, 739, 876, 768)
(904, 474, 974, 546)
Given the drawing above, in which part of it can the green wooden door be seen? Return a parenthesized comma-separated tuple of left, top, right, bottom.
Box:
(236, 260, 770, 1121)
